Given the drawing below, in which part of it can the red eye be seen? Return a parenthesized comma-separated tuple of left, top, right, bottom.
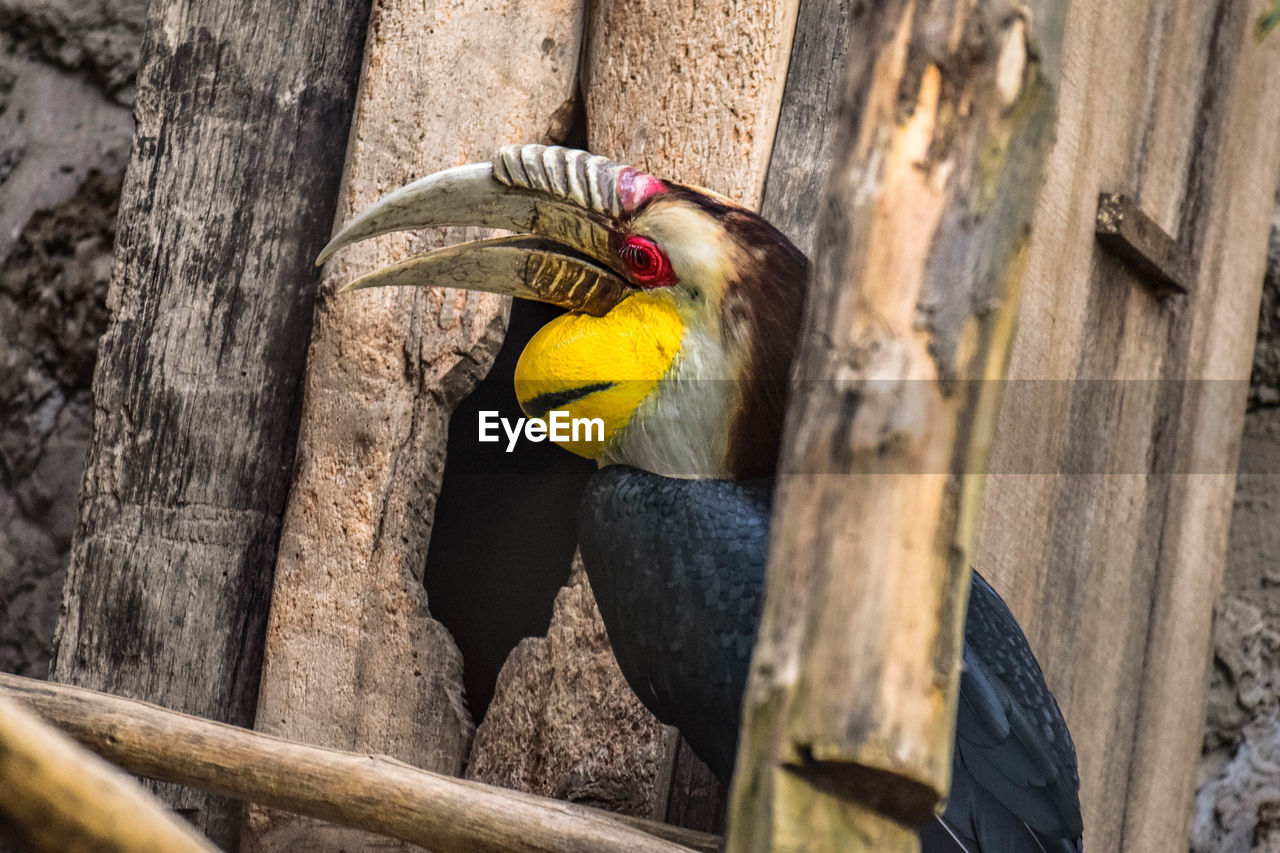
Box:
(619, 235, 676, 288)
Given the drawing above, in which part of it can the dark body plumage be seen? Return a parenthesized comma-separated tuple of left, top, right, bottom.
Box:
(579, 465, 1083, 852)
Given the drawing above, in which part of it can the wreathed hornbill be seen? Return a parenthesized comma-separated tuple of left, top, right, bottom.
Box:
(319, 144, 1084, 852)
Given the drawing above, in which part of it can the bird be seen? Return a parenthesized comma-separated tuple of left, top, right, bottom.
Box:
(318, 143, 1084, 852)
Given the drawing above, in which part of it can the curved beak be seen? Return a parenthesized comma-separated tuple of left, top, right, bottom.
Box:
(317, 144, 663, 317)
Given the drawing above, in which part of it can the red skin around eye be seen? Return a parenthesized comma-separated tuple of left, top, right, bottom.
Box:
(620, 235, 677, 288)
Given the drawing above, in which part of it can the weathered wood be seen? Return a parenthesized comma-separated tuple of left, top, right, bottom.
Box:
(0, 695, 217, 853)
(1095, 193, 1193, 295)
(469, 1, 801, 829)
(758, 0, 853, 256)
(972, 2, 1280, 851)
(467, 560, 671, 818)
(660, 738, 727, 832)
(582, 0, 801, 207)
(728, 2, 1067, 849)
(47, 0, 371, 845)
(0, 673, 718, 853)
(246, 1, 586, 850)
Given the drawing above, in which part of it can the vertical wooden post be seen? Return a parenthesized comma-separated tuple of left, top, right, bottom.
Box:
(728, 2, 1067, 849)
(48, 1, 370, 845)
(582, 0, 800, 209)
(245, 1, 586, 850)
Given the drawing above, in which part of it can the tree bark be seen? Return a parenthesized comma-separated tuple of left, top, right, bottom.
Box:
(245, 1, 586, 850)
(48, 0, 370, 845)
(582, 0, 799, 209)
(467, 559, 671, 818)
(728, 2, 1067, 849)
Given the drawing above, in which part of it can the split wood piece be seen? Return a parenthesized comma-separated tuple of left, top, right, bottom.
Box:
(466, 560, 671, 817)
(972, 3, 1280, 851)
(0, 695, 218, 853)
(728, 3, 1068, 851)
(46, 0, 372, 845)
(757, 0, 853, 256)
(468, 559, 728, 832)
(0, 673, 718, 853)
(247, 1, 587, 850)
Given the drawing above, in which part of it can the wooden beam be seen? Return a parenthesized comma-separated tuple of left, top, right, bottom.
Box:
(728, 2, 1067, 849)
(0, 673, 717, 853)
(246, 1, 588, 849)
(46, 0, 371, 845)
(0, 696, 217, 853)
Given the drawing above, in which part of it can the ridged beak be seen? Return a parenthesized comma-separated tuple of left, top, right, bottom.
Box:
(317, 144, 666, 317)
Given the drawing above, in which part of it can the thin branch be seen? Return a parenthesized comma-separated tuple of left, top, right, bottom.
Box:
(0, 674, 718, 853)
(0, 695, 219, 853)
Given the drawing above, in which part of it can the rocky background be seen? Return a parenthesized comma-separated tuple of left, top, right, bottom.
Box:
(2, 4, 1279, 848)
(1193, 200, 1280, 852)
(0, 0, 142, 677)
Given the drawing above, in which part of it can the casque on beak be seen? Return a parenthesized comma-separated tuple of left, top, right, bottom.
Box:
(316, 145, 664, 317)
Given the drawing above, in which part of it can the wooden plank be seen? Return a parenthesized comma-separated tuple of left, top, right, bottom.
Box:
(758, 0, 852, 255)
(728, 1, 1067, 848)
(468, 0, 800, 829)
(0, 673, 717, 853)
(245, 1, 586, 850)
(46, 1, 371, 845)
(972, 1, 1280, 850)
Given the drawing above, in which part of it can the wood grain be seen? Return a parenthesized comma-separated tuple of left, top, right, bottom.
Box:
(758, 0, 853, 256)
(583, 0, 800, 208)
(246, 1, 587, 850)
(728, 2, 1067, 849)
(0, 696, 217, 853)
(972, 2, 1280, 850)
(0, 673, 717, 853)
(47, 0, 371, 844)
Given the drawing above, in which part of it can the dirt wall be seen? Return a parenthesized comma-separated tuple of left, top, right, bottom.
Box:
(0, 0, 140, 677)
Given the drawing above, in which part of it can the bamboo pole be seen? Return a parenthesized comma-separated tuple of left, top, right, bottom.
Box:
(0, 673, 717, 853)
(0, 695, 218, 853)
(727, 2, 1068, 850)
